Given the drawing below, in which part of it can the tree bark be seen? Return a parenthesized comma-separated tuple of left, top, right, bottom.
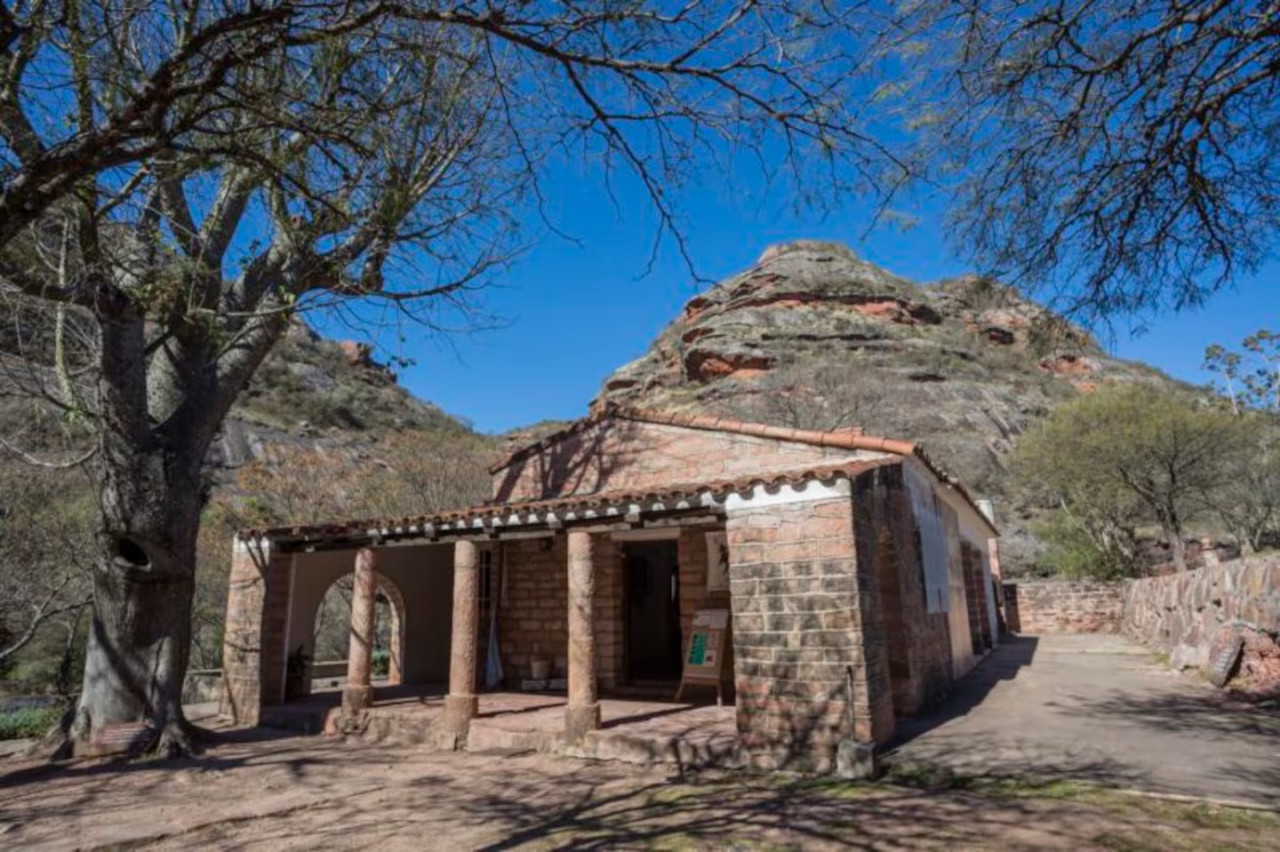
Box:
(75, 446, 205, 756)
(1158, 514, 1188, 573)
(71, 304, 216, 756)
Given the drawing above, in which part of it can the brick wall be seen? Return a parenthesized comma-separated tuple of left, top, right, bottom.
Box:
(220, 539, 291, 724)
(494, 417, 882, 503)
(1122, 555, 1280, 689)
(962, 542, 993, 654)
(496, 535, 626, 688)
(726, 495, 893, 773)
(497, 536, 569, 683)
(1003, 581, 1124, 634)
(852, 465, 953, 718)
(677, 524, 731, 641)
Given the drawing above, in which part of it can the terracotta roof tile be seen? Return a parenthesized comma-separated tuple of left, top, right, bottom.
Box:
(245, 457, 902, 545)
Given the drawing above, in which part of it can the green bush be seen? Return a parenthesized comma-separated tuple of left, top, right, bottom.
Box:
(0, 705, 63, 740)
(371, 649, 390, 678)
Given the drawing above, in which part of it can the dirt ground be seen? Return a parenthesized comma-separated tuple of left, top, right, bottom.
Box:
(2, 727, 1278, 852)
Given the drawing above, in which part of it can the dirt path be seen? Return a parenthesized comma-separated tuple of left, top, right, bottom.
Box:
(888, 634, 1280, 807)
(2, 728, 1277, 851)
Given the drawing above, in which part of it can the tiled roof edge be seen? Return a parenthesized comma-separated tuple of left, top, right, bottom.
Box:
(242, 457, 901, 543)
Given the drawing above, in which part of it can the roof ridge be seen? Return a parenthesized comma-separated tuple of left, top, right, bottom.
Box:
(489, 403, 918, 474)
(607, 405, 917, 456)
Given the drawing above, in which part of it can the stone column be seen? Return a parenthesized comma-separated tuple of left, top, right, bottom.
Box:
(442, 540, 480, 741)
(342, 547, 378, 714)
(565, 529, 601, 740)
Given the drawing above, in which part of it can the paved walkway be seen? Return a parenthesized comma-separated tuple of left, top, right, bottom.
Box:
(886, 634, 1280, 806)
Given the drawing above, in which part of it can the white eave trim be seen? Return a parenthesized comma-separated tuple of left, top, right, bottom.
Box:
(723, 477, 851, 511)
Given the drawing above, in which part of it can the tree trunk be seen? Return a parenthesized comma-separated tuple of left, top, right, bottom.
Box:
(1161, 522, 1188, 572)
(65, 297, 220, 756)
(74, 436, 206, 756)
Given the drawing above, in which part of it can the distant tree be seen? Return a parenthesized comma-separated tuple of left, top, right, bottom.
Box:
(0, 2, 908, 755)
(1205, 330, 1280, 415)
(1013, 383, 1239, 572)
(898, 1, 1280, 321)
(1012, 402, 1145, 578)
(233, 434, 492, 529)
(1203, 330, 1280, 553)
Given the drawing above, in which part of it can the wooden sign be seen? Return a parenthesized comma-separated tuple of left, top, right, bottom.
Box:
(676, 609, 730, 705)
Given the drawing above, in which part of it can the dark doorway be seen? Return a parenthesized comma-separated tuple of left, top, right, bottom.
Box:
(624, 541, 682, 682)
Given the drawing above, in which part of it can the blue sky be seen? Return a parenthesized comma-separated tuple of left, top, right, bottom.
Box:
(324, 167, 1279, 435)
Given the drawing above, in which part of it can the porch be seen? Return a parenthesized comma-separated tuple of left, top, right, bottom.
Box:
(262, 684, 741, 769)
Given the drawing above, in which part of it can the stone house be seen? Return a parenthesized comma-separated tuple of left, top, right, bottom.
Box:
(220, 406, 1000, 772)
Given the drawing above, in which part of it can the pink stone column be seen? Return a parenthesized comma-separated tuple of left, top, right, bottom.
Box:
(442, 539, 480, 742)
(342, 548, 378, 714)
(565, 529, 601, 739)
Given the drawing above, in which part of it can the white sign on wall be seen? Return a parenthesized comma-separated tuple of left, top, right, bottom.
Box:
(705, 532, 730, 592)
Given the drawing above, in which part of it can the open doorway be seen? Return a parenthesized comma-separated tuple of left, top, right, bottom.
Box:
(624, 540, 682, 682)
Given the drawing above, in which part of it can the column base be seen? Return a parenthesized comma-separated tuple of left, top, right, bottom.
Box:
(564, 701, 601, 741)
(441, 693, 478, 741)
(341, 684, 373, 714)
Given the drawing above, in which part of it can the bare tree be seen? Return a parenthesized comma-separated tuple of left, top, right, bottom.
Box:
(1203, 330, 1280, 553)
(0, 2, 907, 755)
(897, 0, 1280, 321)
(722, 363, 886, 433)
(0, 463, 93, 670)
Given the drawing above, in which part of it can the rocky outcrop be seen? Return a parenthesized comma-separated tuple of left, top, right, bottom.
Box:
(593, 240, 1182, 570)
(205, 321, 477, 482)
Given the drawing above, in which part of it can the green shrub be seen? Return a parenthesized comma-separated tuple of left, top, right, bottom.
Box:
(0, 705, 64, 740)
(372, 649, 390, 678)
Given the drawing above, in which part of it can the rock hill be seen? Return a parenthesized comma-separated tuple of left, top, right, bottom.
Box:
(209, 321, 486, 479)
(593, 240, 1182, 569)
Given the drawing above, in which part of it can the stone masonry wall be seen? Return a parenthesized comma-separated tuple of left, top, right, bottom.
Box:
(1003, 580, 1124, 634)
(852, 465, 953, 718)
(494, 417, 881, 503)
(726, 495, 893, 773)
(1122, 555, 1280, 691)
(220, 540, 291, 724)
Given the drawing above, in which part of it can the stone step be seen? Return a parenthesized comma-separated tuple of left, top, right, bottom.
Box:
(563, 729, 744, 770)
(465, 722, 563, 753)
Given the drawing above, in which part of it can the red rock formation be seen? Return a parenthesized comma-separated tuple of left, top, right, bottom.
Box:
(684, 351, 774, 382)
(339, 340, 375, 368)
(1038, 353, 1100, 376)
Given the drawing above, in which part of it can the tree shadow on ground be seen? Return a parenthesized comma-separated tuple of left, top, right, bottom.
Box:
(1063, 688, 1279, 740)
(887, 635, 1040, 750)
(2, 732, 1272, 851)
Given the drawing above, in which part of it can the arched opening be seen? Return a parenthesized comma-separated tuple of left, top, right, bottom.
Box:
(310, 571, 405, 687)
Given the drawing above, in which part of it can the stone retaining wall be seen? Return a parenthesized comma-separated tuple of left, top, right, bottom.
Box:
(1003, 580, 1125, 634)
(1121, 555, 1280, 690)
